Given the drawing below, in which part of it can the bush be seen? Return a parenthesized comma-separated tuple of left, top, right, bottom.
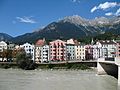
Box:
(17, 59, 36, 70)
(46, 64, 53, 69)
(16, 51, 36, 70)
(0, 64, 11, 69)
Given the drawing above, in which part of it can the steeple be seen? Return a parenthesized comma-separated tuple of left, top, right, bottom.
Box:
(43, 38, 46, 45)
(91, 38, 94, 45)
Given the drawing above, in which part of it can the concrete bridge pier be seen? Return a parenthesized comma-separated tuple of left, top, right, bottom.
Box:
(115, 57, 120, 84)
(97, 58, 107, 75)
(97, 58, 118, 82)
(118, 65, 120, 84)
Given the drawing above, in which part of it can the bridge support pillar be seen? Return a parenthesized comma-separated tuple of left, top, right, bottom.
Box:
(97, 58, 107, 75)
(118, 65, 120, 84)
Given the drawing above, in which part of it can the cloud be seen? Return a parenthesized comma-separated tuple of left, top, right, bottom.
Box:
(105, 12, 113, 16)
(91, 2, 119, 13)
(105, 8, 120, 16)
(16, 16, 37, 24)
(91, 6, 97, 13)
(115, 8, 120, 16)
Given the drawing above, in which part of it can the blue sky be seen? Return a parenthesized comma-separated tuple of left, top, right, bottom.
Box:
(0, 0, 120, 37)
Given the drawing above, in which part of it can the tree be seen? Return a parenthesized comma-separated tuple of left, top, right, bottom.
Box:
(16, 50, 36, 70)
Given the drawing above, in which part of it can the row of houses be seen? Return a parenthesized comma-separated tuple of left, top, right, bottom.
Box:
(0, 39, 119, 63)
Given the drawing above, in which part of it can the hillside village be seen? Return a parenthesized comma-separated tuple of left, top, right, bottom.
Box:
(0, 38, 119, 63)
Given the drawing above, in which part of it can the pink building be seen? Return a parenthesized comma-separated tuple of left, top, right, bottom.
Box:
(116, 40, 120, 57)
(49, 39, 66, 61)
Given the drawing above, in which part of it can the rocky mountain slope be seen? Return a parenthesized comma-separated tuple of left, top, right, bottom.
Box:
(0, 15, 120, 44)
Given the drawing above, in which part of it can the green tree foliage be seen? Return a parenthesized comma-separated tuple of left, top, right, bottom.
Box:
(95, 32, 120, 41)
(16, 51, 36, 70)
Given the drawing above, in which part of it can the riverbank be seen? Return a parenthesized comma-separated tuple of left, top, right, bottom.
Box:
(0, 62, 97, 70)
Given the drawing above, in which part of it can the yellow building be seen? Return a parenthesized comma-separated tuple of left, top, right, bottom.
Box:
(75, 45, 85, 60)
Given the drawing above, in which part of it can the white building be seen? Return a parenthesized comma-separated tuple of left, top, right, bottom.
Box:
(0, 41, 7, 61)
(41, 45, 49, 63)
(35, 39, 45, 63)
(96, 40, 116, 58)
(66, 38, 75, 45)
(7, 43, 15, 50)
(0, 41, 7, 52)
(92, 45, 100, 60)
(20, 43, 35, 61)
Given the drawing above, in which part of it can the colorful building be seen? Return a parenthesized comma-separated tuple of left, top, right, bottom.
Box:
(66, 39, 76, 60)
(75, 45, 85, 60)
(114, 40, 120, 57)
(49, 39, 66, 61)
(66, 44, 75, 60)
(85, 45, 93, 60)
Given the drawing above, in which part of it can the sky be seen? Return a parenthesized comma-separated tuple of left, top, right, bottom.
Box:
(0, 0, 120, 37)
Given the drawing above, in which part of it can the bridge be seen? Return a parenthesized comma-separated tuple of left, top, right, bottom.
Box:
(97, 57, 120, 84)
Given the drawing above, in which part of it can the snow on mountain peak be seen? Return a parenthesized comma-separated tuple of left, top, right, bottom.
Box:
(60, 15, 90, 26)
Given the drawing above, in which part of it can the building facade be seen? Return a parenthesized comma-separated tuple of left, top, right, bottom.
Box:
(75, 45, 85, 60)
(20, 43, 35, 61)
(85, 45, 93, 60)
(7, 43, 15, 50)
(116, 40, 120, 57)
(41, 45, 49, 63)
(49, 39, 66, 61)
(35, 39, 45, 63)
(66, 44, 75, 60)
(92, 45, 100, 60)
(0, 41, 7, 61)
(96, 40, 116, 58)
(0, 41, 7, 52)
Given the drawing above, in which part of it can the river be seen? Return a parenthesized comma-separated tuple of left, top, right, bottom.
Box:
(0, 69, 119, 90)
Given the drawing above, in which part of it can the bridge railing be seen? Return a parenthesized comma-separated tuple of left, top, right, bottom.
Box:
(115, 57, 120, 65)
(98, 57, 115, 64)
(105, 57, 115, 61)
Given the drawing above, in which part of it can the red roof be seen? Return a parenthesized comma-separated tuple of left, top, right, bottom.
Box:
(35, 39, 45, 46)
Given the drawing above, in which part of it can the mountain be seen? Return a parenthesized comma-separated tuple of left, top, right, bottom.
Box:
(1, 15, 120, 44)
(0, 33, 13, 41)
(12, 15, 101, 44)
